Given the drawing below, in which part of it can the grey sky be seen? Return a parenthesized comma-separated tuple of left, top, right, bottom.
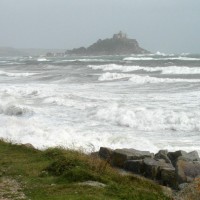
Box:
(0, 0, 199, 53)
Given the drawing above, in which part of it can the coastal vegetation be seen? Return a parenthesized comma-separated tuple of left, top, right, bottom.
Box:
(0, 140, 170, 200)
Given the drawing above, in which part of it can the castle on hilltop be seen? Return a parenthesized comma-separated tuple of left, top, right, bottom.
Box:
(65, 31, 149, 55)
(113, 31, 127, 39)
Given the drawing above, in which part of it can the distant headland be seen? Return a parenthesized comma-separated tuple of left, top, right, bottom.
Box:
(0, 32, 150, 57)
(65, 31, 150, 55)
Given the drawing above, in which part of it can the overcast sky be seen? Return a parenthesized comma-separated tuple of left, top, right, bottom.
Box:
(0, 0, 199, 53)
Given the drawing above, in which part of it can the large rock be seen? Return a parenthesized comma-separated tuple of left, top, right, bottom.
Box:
(168, 150, 188, 166)
(111, 148, 153, 168)
(143, 158, 174, 180)
(99, 147, 113, 160)
(155, 150, 171, 164)
(186, 151, 200, 161)
(175, 178, 200, 200)
(176, 160, 200, 184)
(124, 160, 143, 174)
(168, 150, 200, 166)
(160, 167, 176, 189)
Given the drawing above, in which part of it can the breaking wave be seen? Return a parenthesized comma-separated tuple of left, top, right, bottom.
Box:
(0, 104, 33, 116)
(123, 57, 154, 61)
(98, 73, 200, 83)
(0, 70, 37, 77)
(88, 64, 141, 72)
(153, 66, 200, 75)
(88, 64, 200, 75)
(98, 72, 131, 81)
(123, 56, 200, 61)
(94, 104, 200, 132)
(37, 58, 49, 62)
(129, 74, 199, 84)
(0, 54, 200, 153)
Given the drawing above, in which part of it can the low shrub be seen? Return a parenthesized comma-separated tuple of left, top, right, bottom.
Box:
(64, 167, 101, 182)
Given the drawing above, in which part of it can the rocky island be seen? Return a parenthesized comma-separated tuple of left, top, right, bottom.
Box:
(66, 31, 150, 55)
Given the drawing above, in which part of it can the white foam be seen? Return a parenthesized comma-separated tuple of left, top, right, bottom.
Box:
(155, 51, 166, 56)
(0, 70, 37, 77)
(160, 66, 200, 74)
(123, 57, 154, 61)
(37, 58, 49, 62)
(77, 58, 105, 62)
(129, 74, 199, 84)
(0, 103, 33, 116)
(54, 58, 106, 64)
(88, 64, 141, 72)
(98, 72, 131, 81)
(134, 66, 200, 74)
(0, 114, 159, 152)
(98, 72, 200, 84)
(0, 58, 200, 154)
(94, 103, 200, 132)
(123, 56, 200, 61)
(88, 64, 200, 75)
(172, 57, 200, 61)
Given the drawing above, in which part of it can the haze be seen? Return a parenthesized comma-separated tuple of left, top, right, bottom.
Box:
(0, 0, 200, 53)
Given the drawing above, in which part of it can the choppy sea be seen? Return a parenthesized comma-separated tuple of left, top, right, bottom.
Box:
(0, 53, 200, 153)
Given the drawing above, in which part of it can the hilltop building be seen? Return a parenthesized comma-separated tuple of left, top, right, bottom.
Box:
(113, 31, 127, 40)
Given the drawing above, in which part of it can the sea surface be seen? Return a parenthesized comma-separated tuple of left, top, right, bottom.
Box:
(0, 53, 200, 153)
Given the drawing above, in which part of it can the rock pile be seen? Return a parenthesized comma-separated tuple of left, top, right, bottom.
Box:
(98, 147, 200, 190)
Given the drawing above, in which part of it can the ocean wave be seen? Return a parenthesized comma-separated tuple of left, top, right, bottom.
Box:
(0, 70, 37, 77)
(54, 58, 106, 64)
(150, 66, 200, 74)
(37, 58, 49, 62)
(77, 58, 105, 62)
(123, 57, 154, 61)
(88, 64, 200, 75)
(126, 66, 200, 75)
(170, 57, 200, 61)
(123, 56, 200, 61)
(129, 74, 200, 84)
(98, 72, 131, 81)
(94, 104, 200, 132)
(88, 64, 141, 72)
(0, 104, 33, 116)
(98, 72, 200, 83)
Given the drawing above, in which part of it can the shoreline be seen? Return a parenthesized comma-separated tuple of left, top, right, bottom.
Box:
(0, 139, 171, 200)
(6, 139, 200, 189)
(98, 147, 200, 190)
(0, 139, 200, 199)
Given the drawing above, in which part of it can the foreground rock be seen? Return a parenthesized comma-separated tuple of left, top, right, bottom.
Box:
(111, 148, 153, 167)
(77, 181, 106, 188)
(174, 178, 200, 200)
(176, 160, 200, 184)
(98, 147, 200, 190)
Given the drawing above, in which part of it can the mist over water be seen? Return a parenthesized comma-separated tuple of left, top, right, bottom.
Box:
(0, 53, 200, 153)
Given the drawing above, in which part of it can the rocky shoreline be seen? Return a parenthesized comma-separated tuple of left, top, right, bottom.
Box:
(97, 147, 200, 192)
(2, 141, 200, 199)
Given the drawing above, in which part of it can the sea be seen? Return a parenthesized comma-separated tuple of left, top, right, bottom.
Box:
(0, 53, 200, 154)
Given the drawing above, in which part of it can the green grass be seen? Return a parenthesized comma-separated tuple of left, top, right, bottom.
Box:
(0, 140, 171, 200)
